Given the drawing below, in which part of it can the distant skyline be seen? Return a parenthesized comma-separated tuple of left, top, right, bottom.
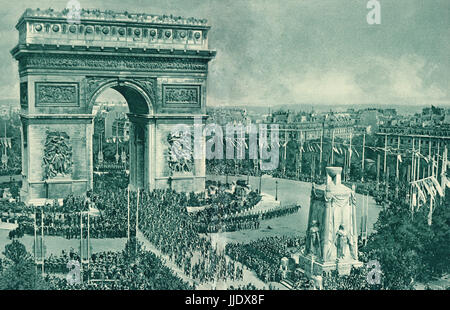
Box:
(0, 0, 449, 108)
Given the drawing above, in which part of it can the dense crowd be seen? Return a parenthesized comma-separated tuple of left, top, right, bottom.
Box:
(10, 192, 129, 239)
(190, 182, 262, 233)
(196, 213, 261, 233)
(2, 171, 308, 288)
(44, 245, 193, 290)
(138, 189, 245, 284)
(260, 204, 301, 220)
(225, 236, 304, 283)
(6, 173, 272, 239)
(194, 204, 301, 233)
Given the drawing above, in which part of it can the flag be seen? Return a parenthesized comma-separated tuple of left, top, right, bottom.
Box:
(412, 192, 417, 207)
(428, 198, 434, 226)
(271, 139, 280, 148)
(427, 179, 437, 197)
(430, 176, 444, 197)
(226, 137, 236, 147)
(242, 138, 248, 149)
(397, 154, 402, 163)
(416, 183, 426, 205)
(441, 147, 448, 176)
(422, 180, 433, 197)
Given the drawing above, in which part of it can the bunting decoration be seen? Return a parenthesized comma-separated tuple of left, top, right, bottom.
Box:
(410, 176, 445, 225)
(0, 137, 11, 148)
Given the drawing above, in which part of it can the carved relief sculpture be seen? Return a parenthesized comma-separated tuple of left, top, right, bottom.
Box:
(163, 84, 200, 106)
(43, 131, 73, 179)
(21, 54, 208, 73)
(36, 82, 79, 106)
(85, 77, 113, 104)
(167, 131, 193, 174)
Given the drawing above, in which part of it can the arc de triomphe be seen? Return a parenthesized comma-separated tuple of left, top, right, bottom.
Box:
(11, 9, 216, 204)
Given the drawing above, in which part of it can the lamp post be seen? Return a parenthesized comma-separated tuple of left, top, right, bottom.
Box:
(275, 180, 278, 201)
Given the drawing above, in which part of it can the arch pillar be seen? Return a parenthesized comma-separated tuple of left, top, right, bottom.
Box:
(127, 114, 156, 191)
(20, 113, 95, 205)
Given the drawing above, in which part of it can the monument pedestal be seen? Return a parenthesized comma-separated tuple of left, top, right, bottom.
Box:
(294, 252, 363, 276)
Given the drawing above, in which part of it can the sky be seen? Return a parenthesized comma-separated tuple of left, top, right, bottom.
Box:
(0, 0, 449, 108)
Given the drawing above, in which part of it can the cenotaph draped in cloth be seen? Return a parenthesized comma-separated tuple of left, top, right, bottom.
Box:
(294, 167, 363, 276)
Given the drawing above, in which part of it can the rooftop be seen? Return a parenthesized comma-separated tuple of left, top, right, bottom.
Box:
(12, 8, 214, 55)
(20, 8, 209, 27)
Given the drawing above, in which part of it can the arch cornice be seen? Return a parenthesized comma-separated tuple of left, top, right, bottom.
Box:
(85, 76, 156, 114)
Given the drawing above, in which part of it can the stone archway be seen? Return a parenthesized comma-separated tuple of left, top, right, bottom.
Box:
(11, 9, 215, 204)
(89, 80, 153, 191)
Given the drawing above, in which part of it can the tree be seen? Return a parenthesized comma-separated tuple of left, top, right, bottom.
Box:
(0, 240, 48, 290)
(3, 239, 28, 264)
(361, 189, 450, 289)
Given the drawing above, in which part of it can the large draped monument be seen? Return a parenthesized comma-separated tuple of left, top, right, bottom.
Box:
(294, 167, 363, 276)
(11, 9, 216, 204)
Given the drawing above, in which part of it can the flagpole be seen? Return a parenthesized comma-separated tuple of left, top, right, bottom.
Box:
(4, 121, 6, 167)
(80, 211, 83, 282)
(80, 211, 83, 259)
(364, 194, 368, 246)
(435, 141, 441, 175)
(361, 133, 365, 182)
(376, 153, 380, 192)
(385, 167, 389, 209)
(366, 194, 368, 245)
(34, 207, 37, 273)
(283, 130, 287, 176)
(344, 146, 347, 181)
(331, 129, 335, 165)
(396, 136, 400, 199)
(442, 145, 447, 198)
(410, 138, 415, 213)
(348, 132, 352, 182)
(428, 137, 432, 177)
(127, 186, 130, 242)
(383, 134, 387, 178)
(417, 139, 421, 180)
(87, 211, 90, 268)
(411, 138, 415, 182)
(320, 129, 323, 176)
(116, 123, 119, 163)
(135, 188, 140, 255)
(41, 208, 44, 277)
(300, 133, 303, 175)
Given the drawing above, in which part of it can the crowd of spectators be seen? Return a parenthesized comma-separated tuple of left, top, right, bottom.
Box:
(225, 236, 304, 283)
(138, 189, 244, 284)
(44, 245, 193, 290)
